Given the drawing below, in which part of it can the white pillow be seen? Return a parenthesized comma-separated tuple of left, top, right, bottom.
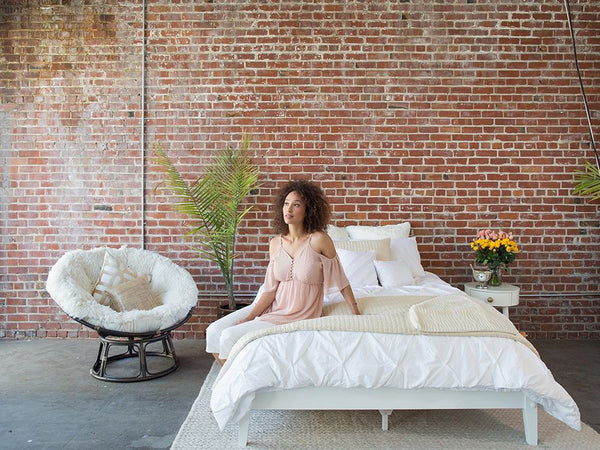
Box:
(327, 225, 350, 241)
(336, 248, 378, 288)
(390, 237, 426, 278)
(346, 222, 411, 240)
(373, 260, 415, 287)
(334, 238, 391, 261)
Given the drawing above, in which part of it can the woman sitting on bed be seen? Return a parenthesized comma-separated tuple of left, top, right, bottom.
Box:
(206, 179, 360, 365)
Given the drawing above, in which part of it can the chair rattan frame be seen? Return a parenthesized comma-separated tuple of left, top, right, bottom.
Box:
(74, 310, 193, 382)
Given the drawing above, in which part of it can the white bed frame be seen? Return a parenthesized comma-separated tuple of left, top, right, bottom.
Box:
(237, 386, 538, 447)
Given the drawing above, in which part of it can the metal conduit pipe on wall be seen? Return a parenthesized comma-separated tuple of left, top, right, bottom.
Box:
(141, 0, 147, 249)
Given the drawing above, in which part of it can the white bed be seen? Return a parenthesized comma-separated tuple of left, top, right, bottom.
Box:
(209, 226, 581, 447)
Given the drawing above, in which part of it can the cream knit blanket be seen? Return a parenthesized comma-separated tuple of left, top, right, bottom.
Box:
(216, 293, 537, 383)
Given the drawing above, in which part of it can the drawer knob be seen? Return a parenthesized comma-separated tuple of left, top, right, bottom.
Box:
(487, 297, 494, 303)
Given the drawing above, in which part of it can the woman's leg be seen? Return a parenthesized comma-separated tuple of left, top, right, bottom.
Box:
(205, 285, 266, 363)
(218, 319, 275, 359)
(205, 305, 253, 355)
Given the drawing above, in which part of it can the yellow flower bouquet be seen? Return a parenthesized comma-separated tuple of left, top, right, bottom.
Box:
(470, 229, 519, 286)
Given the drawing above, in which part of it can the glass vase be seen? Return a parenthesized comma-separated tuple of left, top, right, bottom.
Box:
(488, 267, 502, 286)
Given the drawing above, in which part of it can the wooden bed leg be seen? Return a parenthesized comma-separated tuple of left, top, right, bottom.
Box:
(522, 397, 538, 446)
(238, 412, 250, 448)
(379, 410, 393, 431)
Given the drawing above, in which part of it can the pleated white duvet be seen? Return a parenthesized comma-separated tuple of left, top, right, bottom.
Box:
(210, 274, 581, 432)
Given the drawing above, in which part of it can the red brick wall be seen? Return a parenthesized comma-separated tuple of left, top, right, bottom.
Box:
(2, 0, 599, 339)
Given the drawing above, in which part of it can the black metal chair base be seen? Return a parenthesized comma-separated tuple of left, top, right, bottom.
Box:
(91, 330, 178, 382)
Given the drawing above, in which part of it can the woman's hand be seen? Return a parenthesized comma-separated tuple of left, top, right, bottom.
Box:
(340, 285, 360, 315)
(235, 288, 277, 326)
(235, 315, 253, 325)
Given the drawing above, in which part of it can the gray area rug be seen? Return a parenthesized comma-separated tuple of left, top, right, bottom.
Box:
(172, 363, 600, 449)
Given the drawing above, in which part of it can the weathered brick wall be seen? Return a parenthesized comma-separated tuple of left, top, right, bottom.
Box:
(1, 0, 599, 339)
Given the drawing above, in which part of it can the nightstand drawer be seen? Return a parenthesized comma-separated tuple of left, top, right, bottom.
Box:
(464, 283, 519, 308)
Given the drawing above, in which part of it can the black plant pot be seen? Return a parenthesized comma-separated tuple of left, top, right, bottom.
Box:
(217, 300, 252, 319)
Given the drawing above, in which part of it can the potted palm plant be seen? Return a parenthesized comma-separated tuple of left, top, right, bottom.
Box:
(154, 138, 260, 313)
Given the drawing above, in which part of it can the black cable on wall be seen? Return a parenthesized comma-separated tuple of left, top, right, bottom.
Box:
(564, 0, 599, 171)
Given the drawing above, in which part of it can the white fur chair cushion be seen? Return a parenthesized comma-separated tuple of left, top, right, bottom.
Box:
(46, 247, 198, 334)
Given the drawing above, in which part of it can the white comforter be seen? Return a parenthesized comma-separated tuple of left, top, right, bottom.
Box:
(210, 274, 581, 431)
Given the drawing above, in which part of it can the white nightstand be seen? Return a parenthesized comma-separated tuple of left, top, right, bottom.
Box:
(464, 282, 520, 318)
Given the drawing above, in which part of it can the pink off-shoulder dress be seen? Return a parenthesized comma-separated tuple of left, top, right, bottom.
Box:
(257, 235, 350, 325)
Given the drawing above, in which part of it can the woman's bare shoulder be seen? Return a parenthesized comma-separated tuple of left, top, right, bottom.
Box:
(311, 231, 336, 257)
(268, 235, 281, 257)
(311, 230, 331, 243)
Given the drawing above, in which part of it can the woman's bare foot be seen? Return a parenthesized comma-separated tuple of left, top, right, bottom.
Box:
(212, 353, 225, 366)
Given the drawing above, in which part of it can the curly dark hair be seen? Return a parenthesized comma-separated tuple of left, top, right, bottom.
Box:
(273, 180, 331, 235)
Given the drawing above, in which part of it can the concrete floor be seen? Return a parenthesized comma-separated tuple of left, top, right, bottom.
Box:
(0, 339, 598, 450)
(1, 339, 214, 450)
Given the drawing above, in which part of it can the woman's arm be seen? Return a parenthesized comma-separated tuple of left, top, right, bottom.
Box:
(341, 284, 361, 315)
(312, 231, 361, 315)
(235, 237, 279, 325)
(235, 290, 276, 324)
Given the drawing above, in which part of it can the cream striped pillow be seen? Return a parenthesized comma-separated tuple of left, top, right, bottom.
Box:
(106, 274, 159, 312)
(92, 250, 140, 306)
(334, 238, 391, 261)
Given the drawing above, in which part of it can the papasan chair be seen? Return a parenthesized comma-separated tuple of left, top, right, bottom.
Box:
(46, 246, 198, 382)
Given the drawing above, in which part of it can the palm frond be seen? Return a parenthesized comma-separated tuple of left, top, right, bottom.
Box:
(154, 139, 261, 309)
(153, 144, 200, 216)
(574, 162, 600, 201)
